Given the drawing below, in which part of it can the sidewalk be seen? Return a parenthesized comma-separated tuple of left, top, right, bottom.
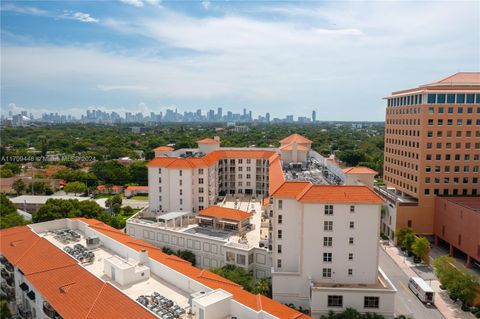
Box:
(382, 243, 475, 319)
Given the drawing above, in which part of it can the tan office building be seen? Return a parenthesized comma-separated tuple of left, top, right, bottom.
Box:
(379, 72, 480, 237)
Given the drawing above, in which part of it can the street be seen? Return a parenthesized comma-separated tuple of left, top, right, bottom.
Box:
(379, 248, 444, 319)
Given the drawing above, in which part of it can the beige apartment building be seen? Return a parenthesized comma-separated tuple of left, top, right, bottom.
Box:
(379, 72, 480, 237)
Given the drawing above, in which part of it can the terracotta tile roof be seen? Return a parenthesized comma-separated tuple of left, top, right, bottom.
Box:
(279, 134, 312, 144)
(147, 150, 278, 169)
(196, 138, 219, 144)
(97, 185, 123, 191)
(0, 226, 156, 319)
(74, 218, 312, 319)
(268, 156, 285, 194)
(153, 146, 174, 151)
(271, 182, 311, 198)
(279, 143, 310, 151)
(296, 185, 384, 204)
(125, 186, 149, 191)
(431, 72, 480, 84)
(342, 167, 378, 175)
(197, 206, 252, 222)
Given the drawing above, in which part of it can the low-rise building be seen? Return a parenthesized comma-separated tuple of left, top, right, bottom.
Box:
(434, 196, 480, 268)
(125, 186, 149, 198)
(0, 218, 311, 319)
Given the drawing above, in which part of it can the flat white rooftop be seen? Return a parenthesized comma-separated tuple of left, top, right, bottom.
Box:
(129, 197, 264, 250)
(40, 229, 191, 312)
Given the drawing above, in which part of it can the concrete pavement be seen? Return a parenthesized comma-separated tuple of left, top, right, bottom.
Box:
(379, 247, 444, 319)
(380, 244, 475, 319)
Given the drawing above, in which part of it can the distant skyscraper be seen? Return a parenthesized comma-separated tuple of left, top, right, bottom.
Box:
(312, 110, 317, 123)
(266, 112, 270, 123)
(217, 107, 223, 120)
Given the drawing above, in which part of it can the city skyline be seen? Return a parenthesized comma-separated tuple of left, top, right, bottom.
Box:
(2, 1, 479, 121)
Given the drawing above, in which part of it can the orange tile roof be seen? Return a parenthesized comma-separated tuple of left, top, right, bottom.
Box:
(147, 150, 278, 169)
(279, 133, 312, 144)
(431, 72, 480, 84)
(279, 143, 310, 151)
(268, 156, 285, 194)
(73, 218, 312, 319)
(196, 138, 219, 144)
(125, 186, 149, 191)
(296, 185, 384, 204)
(97, 185, 123, 191)
(271, 182, 310, 198)
(197, 206, 252, 222)
(153, 146, 174, 151)
(342, 167, 378, 175)
(0, 226, 156, 319)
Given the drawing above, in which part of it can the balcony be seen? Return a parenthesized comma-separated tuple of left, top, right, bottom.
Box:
(0, 282, 15, 299)
(374, 186, 418, 206)
(17, 305, 33, 319)
(1, 268, 13, 282)
(43, 301, 62, 319)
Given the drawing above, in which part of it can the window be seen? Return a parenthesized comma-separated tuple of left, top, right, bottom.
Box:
(437, 94, 445, 103)
(278, 200, 283, 209)
(324, 237, 333, 247)
(179, 199, 183, 205)
(350, 205, 355, 213)
(198, 178, 204, 184)
(277, 245, 282, 254)
(427, 94, 436, 104)
(324, 221, 333, 231)
(327, 296, 343, 308)
(179, 170, 183, 176)
(158, 168, 162, 174)
(278, 215, 282, 224)
(179, 179, 183, 186)
(364, 297, 380, 309)
(349, 237, 354, 245)
(179, 189, 183, 195)
(277, 259, 282, 268)
(322, 268, 332, 278)
(448, 107, 454, 114)
(428, 107, 434, 114)
(447, 94, 455, 103)
(198, 168, 204, 174)
(466, 94, 475, 103)
(324, 205, 334, 215)
(348, 253, 353, 261)
(349, 221, 355, 229)
(323, 252, 332, 262)
(236, 254, 246, 265)
(348, 269, 353, 276)
(199, 187, 204, 193)
(277, 230, 282, 239)
(457, 94, 465, 103)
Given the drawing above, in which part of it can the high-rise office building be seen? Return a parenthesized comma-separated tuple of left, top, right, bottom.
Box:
(312, 110, 316, 123)
(379, 72, 480, 237)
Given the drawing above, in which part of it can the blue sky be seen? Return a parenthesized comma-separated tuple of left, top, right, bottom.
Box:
(1, 0, 479, 120)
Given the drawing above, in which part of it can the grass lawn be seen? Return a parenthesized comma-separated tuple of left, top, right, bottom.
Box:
(129, 195, 149, 201)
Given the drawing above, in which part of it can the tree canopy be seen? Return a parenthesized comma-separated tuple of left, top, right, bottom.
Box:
(0, 194, 27, 229)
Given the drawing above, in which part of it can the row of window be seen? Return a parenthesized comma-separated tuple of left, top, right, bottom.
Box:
(426, 129, 480, 138)
(387, 93, 480, 107)
(386, 118, 421, 126)
(425, 154, 480, 161)
(426, 142, 480, 149)
(428, 118, 480, 126)
(428, 106, 480, 114)
(425, 177, 478, 184)
(327, 296, 380, 309)
(277, 201, 356, 213)
(425, 188, 478, 196)
(383, 175, 417, 194)
(425, 165, 479, 173)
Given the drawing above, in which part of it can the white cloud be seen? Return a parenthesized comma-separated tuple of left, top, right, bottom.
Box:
(202, 0, 211, 10)
(72, 12, 99, 23)
(144, 0, 162, 6)
(2, 1, 479, 120)
(119, 0, 144, 7)
(1, 3, 48, 16)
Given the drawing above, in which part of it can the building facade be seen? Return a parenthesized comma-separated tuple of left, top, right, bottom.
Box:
(380, 72, 480, 237)
(0, 218, 311, 319)
(270, 182, 396, 318)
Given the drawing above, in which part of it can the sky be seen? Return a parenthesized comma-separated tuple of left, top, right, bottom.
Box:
(1, 0, 479, 121)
